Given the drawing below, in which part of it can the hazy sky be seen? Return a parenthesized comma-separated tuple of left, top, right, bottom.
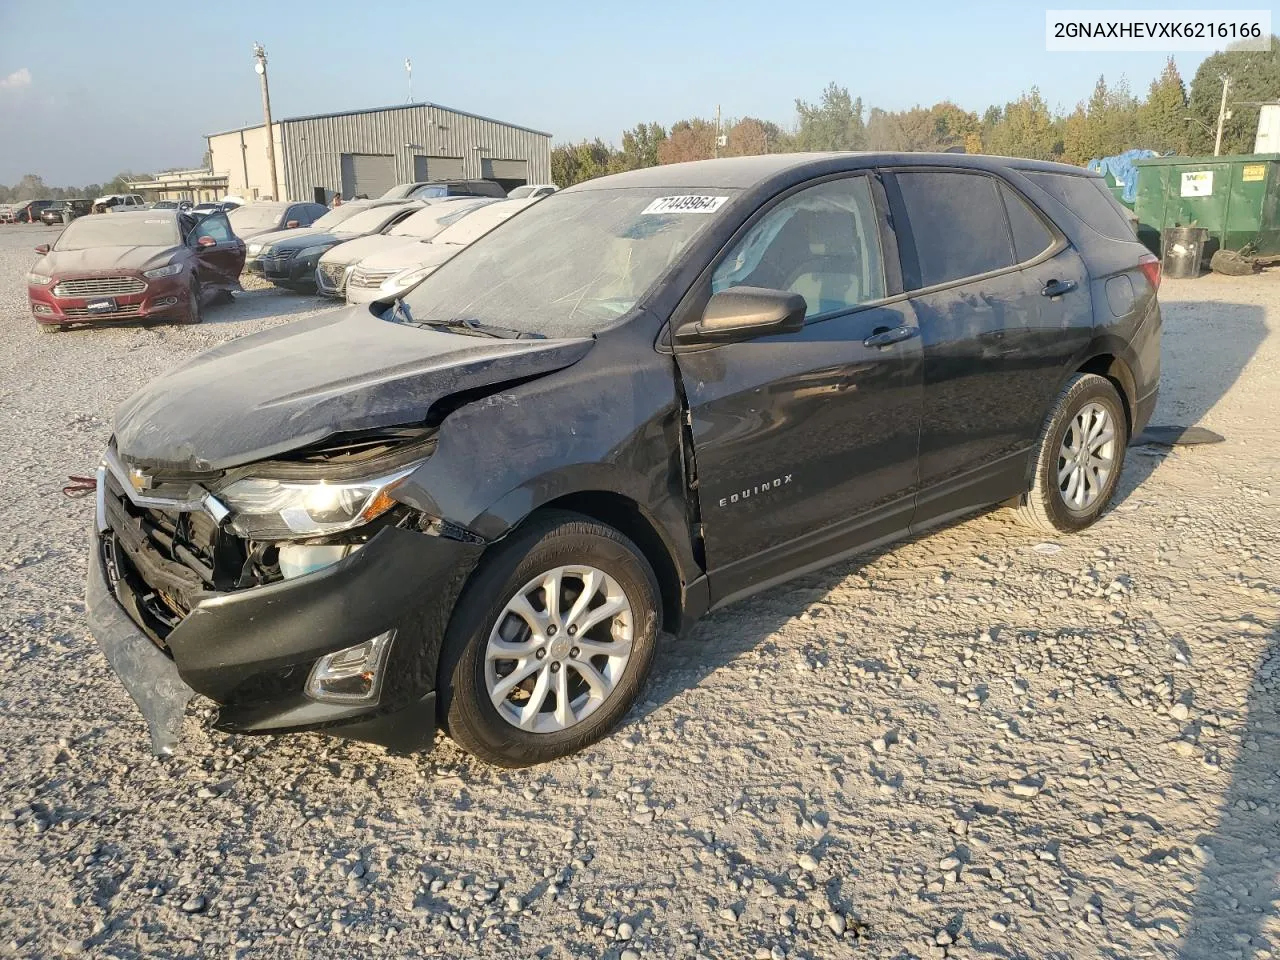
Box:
(0, 0, 1218, 185)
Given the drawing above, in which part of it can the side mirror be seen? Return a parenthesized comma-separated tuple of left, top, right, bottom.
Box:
(34, 244, 50, 255)
(675, 286, 807, 344)
(286, 220, 300, 229)
(196, 235, 216, 248)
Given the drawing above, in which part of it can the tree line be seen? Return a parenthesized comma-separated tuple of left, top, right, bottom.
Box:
(0, 171, 148, 205)
(552, 40, 1280, 187)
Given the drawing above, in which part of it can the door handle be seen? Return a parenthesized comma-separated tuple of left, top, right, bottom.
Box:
(863, 325, 919, 349)
(1041, 278, 1077, 297)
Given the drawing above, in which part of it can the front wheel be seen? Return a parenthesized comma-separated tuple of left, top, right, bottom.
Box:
(438, 511, 660, 767)
(1015, 373, 1128, 533)
(180, 278, 202, 324)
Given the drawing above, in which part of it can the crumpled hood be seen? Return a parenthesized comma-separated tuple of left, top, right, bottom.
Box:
(319, 233, 419, 268)
(113, 307, 594, 472)
(40, 245, 179, 275)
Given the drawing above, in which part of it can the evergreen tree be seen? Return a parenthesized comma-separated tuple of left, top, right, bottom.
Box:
(1140, 57, 1189, 154)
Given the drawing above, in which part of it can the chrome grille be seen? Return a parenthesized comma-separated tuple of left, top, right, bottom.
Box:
(53, 276, 146, 297)
(349, 267, 397, 288)
(261, 249, 297, 263)
(62, 303, 144, 319)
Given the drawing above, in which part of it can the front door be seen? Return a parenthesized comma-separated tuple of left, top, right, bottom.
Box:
(191, 213, 246, 290)
(674, 174, 924, 603)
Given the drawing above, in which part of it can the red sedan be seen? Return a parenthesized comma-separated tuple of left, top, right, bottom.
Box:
(27, 210, 246, 331)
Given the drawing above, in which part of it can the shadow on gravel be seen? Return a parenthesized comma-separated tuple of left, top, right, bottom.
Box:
(1179, 622, 1280, 959)
(1113, 299, 1265, 509)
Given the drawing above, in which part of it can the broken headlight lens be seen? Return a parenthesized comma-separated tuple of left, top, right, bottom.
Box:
(218, 464, 419, 540)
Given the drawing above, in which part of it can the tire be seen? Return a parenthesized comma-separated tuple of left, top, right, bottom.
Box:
(438, 510, 661, 767)
(1015, 373, 1128, 534)
(1210, 249, 1260, 277)
(180, 278, 202, 324)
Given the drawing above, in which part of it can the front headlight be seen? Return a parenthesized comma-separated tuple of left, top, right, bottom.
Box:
(247, 243, 263, 256)
(380, 264, 436, 296)
(143, 263, 183, 279)
(297, 244, 335, 260)
(27, 272, 52, 285)
(217, 464, 419, 540)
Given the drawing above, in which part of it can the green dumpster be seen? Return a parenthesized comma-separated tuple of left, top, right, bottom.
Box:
(1133, 153, 1280, 261)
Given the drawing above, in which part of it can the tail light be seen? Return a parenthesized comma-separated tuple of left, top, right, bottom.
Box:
(1138, 253, 1161, 291)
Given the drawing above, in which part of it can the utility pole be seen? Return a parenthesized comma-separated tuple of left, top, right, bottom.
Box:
(1214, 73, 1231, 157)
(715, 104, 721, 159)
(252, 43, 280, 201)
(405, 58, 413, 103)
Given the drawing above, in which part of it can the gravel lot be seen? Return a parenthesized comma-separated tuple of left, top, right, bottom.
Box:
(1, 222, 1278, 960)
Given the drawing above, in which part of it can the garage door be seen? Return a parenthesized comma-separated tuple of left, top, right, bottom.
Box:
(340, 153, 396, 199)
(482, 159, 528, 182)
(414, 155, 465, 180)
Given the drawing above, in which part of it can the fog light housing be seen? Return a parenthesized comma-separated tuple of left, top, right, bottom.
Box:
(305, 631, 394, 704)
(33, 304, 53, 315)
(278, 542, 361, 580)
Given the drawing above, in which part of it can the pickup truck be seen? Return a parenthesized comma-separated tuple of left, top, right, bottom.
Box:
(91, 194, 146, 214)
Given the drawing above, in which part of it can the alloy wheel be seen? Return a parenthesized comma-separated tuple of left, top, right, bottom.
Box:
(485, 565, 634, 734)
(1057, 401, 1116, 512)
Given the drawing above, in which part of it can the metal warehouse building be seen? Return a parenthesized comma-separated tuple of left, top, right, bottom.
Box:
(207, 101, 552, 203)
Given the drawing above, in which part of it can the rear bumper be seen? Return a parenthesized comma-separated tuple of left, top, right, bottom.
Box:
(86, 478, 484, 754)
(1134, 385, 1158, 438)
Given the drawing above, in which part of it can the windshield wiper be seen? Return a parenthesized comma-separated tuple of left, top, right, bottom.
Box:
(391, 298, 414, 325)
(388, 304, 543, 340)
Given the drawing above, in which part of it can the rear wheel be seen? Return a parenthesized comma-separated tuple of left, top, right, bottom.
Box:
(1015, 373, 1128, 533)
(438, 511, 660, 767)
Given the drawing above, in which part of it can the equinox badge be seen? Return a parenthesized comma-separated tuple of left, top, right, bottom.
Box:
(719, 474, 793, 508)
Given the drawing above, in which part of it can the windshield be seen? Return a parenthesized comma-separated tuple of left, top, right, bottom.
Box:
(54, 215, 179, 251)
(389, 199, 493, 237)
(507, 186, 535, 199)
(332, 206, 405, 235)
(402, 187, 735, 338)
(227, 205, 285, 231)
(310, 205, 368, 230)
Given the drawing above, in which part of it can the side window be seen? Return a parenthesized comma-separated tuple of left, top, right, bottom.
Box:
(1022, 171, 1136, 240)
(999, 183, 1055, 262)
(895, 171, 1015, 289)
(712, 176, 885, 319)
(194, 213, 232, 244)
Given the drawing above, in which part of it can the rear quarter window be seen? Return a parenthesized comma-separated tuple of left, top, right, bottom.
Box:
(1022, 172, 1135, 241)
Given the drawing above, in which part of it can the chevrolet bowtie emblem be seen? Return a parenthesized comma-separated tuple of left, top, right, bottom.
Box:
(128, 468, 152, 492)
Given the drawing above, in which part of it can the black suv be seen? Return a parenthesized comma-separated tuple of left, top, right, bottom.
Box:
(87, 154, 1160, 766)
(39, 199, 91, 225)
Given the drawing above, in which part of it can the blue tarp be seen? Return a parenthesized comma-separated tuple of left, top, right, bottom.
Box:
(1087, 150, 1159, 203)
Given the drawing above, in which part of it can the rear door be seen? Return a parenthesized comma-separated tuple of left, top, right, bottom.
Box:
(883, 168, 1092, 526)
(675, 173, 924, 602)
(191, 213, 246, 289)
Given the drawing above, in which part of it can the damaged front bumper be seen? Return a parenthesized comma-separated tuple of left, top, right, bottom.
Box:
(85, 470, 484, 755)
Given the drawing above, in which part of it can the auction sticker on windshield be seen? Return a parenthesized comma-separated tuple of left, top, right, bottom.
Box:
(642, 196, 729, 215)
